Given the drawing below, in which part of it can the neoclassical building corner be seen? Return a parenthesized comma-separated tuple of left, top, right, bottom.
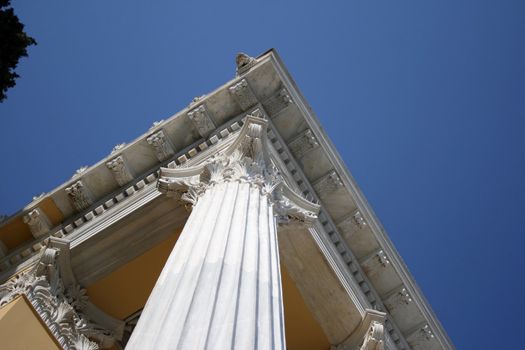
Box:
(0, 50, 454, 350)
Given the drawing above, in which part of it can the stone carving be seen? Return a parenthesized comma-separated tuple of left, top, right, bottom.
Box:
(263, 88, 293, 116)
(65, 181, 93, 212)
(106, 156, 133, 186)
(376, 250, 390, 267)
(288, 129, 319, 159)
(129, 113, 319, 350)
(32, 192, 46, 201)
(229, 78, 258, 110)
(72, 166, 88, 178)
(187, 104, 216, 138)
(157, 113, 320, 223)
(406, 324, 434, 349)
(235, 52, 257, 75)
(146, 130, 174, 162)
(0, 239, 123, 349)
(313, 170, 344, 195)
(111, 143, 126, 154)
(360, 321, 385, 350)
(337, 210, 367, 238)
(150, 120, 164, 129)
(385, 287, 413, 312)
(23, 208, 52, 238)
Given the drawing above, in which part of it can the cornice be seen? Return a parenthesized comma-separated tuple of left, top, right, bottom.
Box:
(0, 49, 454, 350)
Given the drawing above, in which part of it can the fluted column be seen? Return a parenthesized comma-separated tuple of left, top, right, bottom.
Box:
(126, 115, 319, 350)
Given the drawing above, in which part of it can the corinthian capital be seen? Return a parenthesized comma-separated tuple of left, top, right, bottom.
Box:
(157, 113, 319, 224)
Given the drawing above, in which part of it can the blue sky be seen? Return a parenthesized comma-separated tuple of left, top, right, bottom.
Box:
(1, 1, 524, 348)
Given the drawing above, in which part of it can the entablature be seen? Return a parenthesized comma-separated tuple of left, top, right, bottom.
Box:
(0, 50, 454, 350)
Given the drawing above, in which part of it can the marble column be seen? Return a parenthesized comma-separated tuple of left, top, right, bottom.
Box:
(126, 116, 319, 350)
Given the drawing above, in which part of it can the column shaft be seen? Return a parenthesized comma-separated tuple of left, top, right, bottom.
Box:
(126, 181, 285, 350)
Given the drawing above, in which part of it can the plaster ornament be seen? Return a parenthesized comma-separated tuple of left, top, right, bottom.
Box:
(187, 104, 216, 138)
(127, 113, 319, 350)
(360, 321, 385, 350)
(0, 239, 123, 349)
(106, 156, 133, 186)
(23, 207, 52, 238)
(65, 181, 93, 212)
(235, 52, 257, 75)
(146, 130, 174, 162)
(229, 78, 258, 110)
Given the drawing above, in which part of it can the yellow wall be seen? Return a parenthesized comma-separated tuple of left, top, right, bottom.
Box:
(87, 228, 330, 350)
(0, 296, 61, 350)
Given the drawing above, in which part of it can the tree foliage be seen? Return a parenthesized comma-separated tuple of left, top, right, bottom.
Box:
(0, 0, 36, 102)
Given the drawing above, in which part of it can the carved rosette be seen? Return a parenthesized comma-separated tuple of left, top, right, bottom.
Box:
(146, 130, 174, 162)
(23, 207, 52, 238)
(65, 181, 93, 212)
(0, 240, 122, 349)
(158, 113, 319, 223)
(106, 156, 133, 186)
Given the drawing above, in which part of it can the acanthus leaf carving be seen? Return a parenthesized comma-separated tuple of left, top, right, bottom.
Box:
(288, 128, 319, 159)
(23, 207, 52, 238)
(0, 239, 123, 349)
(360, 321, 385, 350)
(158, 112, 319, 224)
(106, 156, 133, 186)
(229, 79, 258, 110)
(65, 181, 93, 212)
(313, 170, 344, 195)
(187, 104, 216, 138)
(146, 130, 174, 162)
(263, 87, 293, 116)
(406, 324, 435, 350)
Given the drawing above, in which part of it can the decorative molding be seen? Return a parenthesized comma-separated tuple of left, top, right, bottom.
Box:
(337, 209, 367, 238)
(360, 321, 385, 350)
(72, 166, 88, 178)
(263, 88, 293, 116)
(228, 79, 258, 110)
(158, 114, 319, 223)
(288, 128, 319, 159)
(235, 52, 257, 75)
(146, 130, 174, 162)
(106, 156, 134, 187)
(65, 181, 93, 212)
(333, 309, 386, 350)
(361, 250, 391, 279)
(111, 143, 126, 154)
(0, 238, 123, 349)
(406, 324, 435, 350)
(313, 170, 344, 195)
(32, 192, 46, 201)
(384, 287, 413, 312)
(23, 208, 52, 238)
(150, 120, 164, 129)
(187, 104, 216, 138)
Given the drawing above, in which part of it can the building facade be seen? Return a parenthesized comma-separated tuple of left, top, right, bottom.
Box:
(0, 50, 454, 350)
